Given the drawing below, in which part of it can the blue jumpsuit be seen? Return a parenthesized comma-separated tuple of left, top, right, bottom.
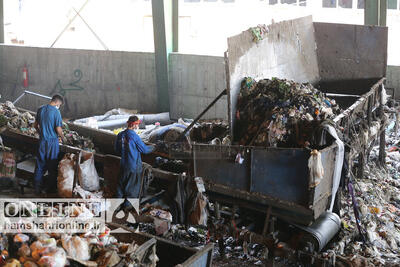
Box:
(33, 105, 63, 194)
(115, 129, 154, 207)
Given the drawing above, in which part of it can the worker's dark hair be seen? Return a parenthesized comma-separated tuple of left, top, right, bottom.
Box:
(127, 115, 139, 123)
(51, 94, 64, 103)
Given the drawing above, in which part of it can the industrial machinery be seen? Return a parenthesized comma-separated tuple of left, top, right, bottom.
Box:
(190, 16, 388, 251)
(0, 16, 389, 256)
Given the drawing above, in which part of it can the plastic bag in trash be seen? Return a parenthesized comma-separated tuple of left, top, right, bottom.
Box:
(4, 259, 21, 267)
(308, 149, 324, 188)
(187, 192, 208, 226)
(14, 234, 29, 244)
(23, 261, 38, 267)
(0, 151, 16, 178)
(61, 235, 90, 261)
(58, 153, 76, 198)
(96, 250, 120, 267)
(37, 247, 67, 267)
(18, 243, 31, 258)
(149, 209, 173, 222)
(78, 151, 100, 191)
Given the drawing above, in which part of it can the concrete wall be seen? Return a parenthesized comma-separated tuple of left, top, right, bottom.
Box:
(169, 53, 227, 120)
(386, 65, 400, 99)
(0, 45, 157, 119)
(0, 45, 227, 120)
(0, 41, 395, 122)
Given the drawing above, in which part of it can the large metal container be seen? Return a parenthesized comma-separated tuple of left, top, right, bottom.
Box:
(110, 223, 214, 267)
(192, 17, 388, 226)
(193, 143, 336, 225)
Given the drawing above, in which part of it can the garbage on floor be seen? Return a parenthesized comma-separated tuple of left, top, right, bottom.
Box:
(0, 101, 95, 151)
(328, 117, 400, 266)
(0, 228, 157, 267)
(234, 77, 340, 148)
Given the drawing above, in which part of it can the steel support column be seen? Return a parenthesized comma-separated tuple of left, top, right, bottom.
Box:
(0, 0, 4, 43)
(365, 0, 387, 26)
(172, 0, 178, 52)
(151, 0, 178, 112)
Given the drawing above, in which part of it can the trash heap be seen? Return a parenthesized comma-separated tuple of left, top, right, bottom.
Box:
(154, 157, 186, 173)
(166, 225, 208, 248)
(234, 77, 340, 148)
(0, 101, 95, 151)
(211, 230, 267, 266)
(0, 230, 153, 267)
(0, 199, 158, 267)
(189, 120, 230, 145)
(331, 121, 400, 266)
(62, 125, 95, 151)
(0, 101, 37, 137)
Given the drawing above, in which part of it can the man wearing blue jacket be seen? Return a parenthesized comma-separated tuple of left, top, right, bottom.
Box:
(115, 115, 154, 209)
(33, 94, 67, 195)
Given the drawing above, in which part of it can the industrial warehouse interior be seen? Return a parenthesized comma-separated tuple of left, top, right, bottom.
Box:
(0, 0, 399, 266)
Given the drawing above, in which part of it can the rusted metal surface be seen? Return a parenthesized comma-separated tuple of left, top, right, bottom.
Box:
(333, 78, 385, 124)
(262, 206, 272, 236)
(179, 243, 214, 267)
(193, 77, 385, 225)
(1, 127, 181, 198)
(202, 176, 315, 225)
(331, 78, 386, 177)
(109, 223, 213, 267)
(67, 122, 172, 161)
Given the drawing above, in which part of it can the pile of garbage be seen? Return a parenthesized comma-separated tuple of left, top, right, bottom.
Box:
(0, 101, 37, 137)
(0, 229, 155, 267)
(330, 121, 400, 266)
(154, 157, 186, 173)
(62, 125, 95, 151)
(234, 77, 340, 148)
(211, 230, 267, 266)
(136, 224, 208, 248)
(166, 225, 208, 248)
(0, 101, 95, 150)
(0, 198, 158, 266)
(189, 120, 230, 145)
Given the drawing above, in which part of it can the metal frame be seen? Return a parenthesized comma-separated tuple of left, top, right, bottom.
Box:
(192, 78, 386, 226)
(13, 90, 51, 105)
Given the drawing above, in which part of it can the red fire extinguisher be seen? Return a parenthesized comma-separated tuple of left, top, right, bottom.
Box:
(22, 65, 29, 88)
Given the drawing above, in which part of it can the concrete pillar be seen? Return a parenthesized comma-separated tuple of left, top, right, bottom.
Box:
(365, 0, 387, 26)
(0, 0, 4, 43)
(352, 0, 358, 10)
(172, 0, 178, 52)
(151, 0, 178, 112)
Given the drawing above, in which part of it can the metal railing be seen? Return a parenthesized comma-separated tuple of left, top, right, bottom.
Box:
(13, 90, 51, 105)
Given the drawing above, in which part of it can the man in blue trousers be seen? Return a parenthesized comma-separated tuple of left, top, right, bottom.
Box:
(33, 94, 67, 195)
(115, 115, 154, 210)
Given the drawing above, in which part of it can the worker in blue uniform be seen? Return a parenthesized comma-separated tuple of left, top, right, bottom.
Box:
(115, 115, 154, 210)
(33, 94, 67, 195)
